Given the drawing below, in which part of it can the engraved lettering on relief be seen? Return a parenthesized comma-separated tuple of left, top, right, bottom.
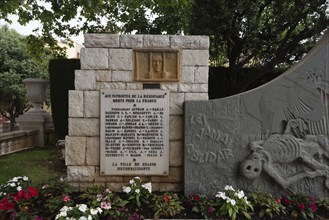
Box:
(187, 113, 234, 164)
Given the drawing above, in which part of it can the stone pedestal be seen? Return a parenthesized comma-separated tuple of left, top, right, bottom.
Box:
(17, 78, 51, 146)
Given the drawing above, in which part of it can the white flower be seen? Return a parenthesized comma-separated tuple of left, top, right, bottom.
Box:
(105, 188, 110, 193)
(142, 182, 152, 193)
(23, 176, 29, 181)
(135, 189, 140, 194)
(97, 207, 103, 214)
(10, 183, 16, 187)
(224, 185, 235, 191)
(129, 179, 135, 185)
(12, 177, 18, 182)
(244, 196, 249, 205)
(78, 217, 87, 220)
(122, 186, 131, 194)
(225, 198, 236, 206)
(134, 176, 140, 179)
(236, 190, 245, 199)
(90, 208, 98, 215)
(216, 191, 227, 200)
(17, 186, 22, 191)
(78, 204, 88, 213)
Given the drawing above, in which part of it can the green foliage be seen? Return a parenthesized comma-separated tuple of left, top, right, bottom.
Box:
(0, 25, 51, 130)
(122, 177, 152, 210)
(152, 192, 184, 219)
(252, 192, 286, 218)
(281, 193, 318, 219)
(187, 194, 215, 219)
(212, 185, 253, 220)
(190, 0, 328, 95)
(80, 185, 130, 219)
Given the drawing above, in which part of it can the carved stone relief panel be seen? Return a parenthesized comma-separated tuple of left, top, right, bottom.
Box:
(184, 33, 329, 196)
(134, 49, 180, 82)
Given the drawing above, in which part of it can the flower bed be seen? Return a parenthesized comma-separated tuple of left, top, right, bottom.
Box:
(1, 176, 329, 220)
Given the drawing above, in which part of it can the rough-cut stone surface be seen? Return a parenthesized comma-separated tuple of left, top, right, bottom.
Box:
(86, 137, 100, 165)
(112, 71, 133, 82)
(171, 35, 209, 49)
(69, 91, 84, 117)
(178, 84, 208, 93)
(84, 34, 120, 48)
(95, 70, 112, 82)
(169, 93, 184, 115)
(151, 167, 183, 182)
(160, 83, 178, 92)
(96, 82, 126, 90)
(169, 116, 183, 140)
(120, 35, 143, 48)
(182, 50, 209, 66)
(69, 118, 99, 136)
(185, 93, 208, 101)
(84, 91, 99, 117)
(143, 35, 170, 48)
(68, 34, 211, 191)
(75, 70, 96, 90)
(184, 34, 329, 197)
(65, 136, 86, 165)
(109, 49, 133, 70)
(67, 166, 95, 182)
(81, 48, 109, 69)
(181, 66, 195, 83)
(169, 141, 183, 166)
(126, 83, 143, 90)
(194, 66, 209, 83)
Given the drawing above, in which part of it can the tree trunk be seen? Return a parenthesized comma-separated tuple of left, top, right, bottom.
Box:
(10, 115, 16, 131)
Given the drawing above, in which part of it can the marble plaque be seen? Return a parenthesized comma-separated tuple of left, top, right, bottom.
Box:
(100, 90, 169, 175)
(134, 49, 180, 82)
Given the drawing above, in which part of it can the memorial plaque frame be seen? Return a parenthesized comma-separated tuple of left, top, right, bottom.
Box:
(100, 90, 169, 176)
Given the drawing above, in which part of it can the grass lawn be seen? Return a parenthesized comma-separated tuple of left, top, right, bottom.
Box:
(0, 147, 66, 185)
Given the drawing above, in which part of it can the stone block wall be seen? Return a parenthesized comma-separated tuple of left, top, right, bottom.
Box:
(66, 34, 209, 191)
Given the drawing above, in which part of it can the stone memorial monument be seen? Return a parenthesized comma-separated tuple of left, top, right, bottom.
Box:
(66, 34, 209, 191)
(185, 32, 329, 196)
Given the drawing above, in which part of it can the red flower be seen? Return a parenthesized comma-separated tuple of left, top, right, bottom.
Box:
(208, 207, 214, 213)
(297, 202, 305, 210)
(163, 194, 170, 203)
(35, 217, 43, 220)
(27, 186, 39, 197)
(13, 190, 25, 201)
(0, 198, 15, 211)
(276, 198, 281, 203)
(310, 202, 318, 212)
(281, 198, 291, 206)
(193, 195, 201, 201)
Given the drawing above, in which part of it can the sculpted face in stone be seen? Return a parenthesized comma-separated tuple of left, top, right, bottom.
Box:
(240, 152, 262, 179)
(152, 53, 163, 73)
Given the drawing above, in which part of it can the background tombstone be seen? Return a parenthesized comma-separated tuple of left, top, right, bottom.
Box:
(184, 32, 329, 196)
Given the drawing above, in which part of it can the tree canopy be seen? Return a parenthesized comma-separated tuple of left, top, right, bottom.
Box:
(0, 25, 49, 131)
(0, 0, 328, 96)
(190, 0, 328, 95)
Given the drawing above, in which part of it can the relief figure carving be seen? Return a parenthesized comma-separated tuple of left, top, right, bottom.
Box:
(240, 119, 329, 189)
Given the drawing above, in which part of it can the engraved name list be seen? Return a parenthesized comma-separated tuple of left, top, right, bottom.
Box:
(100, 90, 169, 175)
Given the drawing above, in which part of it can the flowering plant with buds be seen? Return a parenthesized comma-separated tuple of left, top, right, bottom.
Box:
(252, 192, 286, 218)
(152, 192, 184, 219)
(280, 192, 318, 219)
(0, 176, 41, 219)
(55, 204, 102, 220)
(122, 176, 152, 209)
(212, 185, 253, 220)
(80, 185, 129, 219)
